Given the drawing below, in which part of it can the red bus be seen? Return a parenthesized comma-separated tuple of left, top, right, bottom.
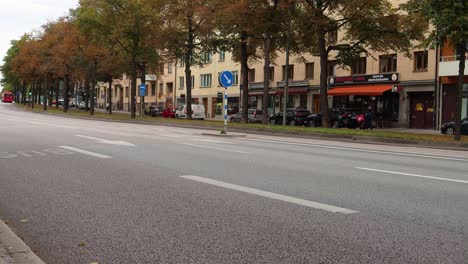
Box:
(1, 91, 14, 103)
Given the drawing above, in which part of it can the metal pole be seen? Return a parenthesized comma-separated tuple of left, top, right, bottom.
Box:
(224, 88, 228, 134)
(282, 5, 292, 126)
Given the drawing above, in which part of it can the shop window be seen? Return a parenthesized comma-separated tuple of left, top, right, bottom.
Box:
(414, 51, 428, 72)
(379, 54, 397, 73)
(351, 57, 367, 75)
(282, 65, 294, 80)
(269, 67, 275, 81)
(151, 82, 156, 96)
(305, 63, 314, 80)
(179, 77, 184, 90)
(248, 69, 255, 82)
(200, 74, 212, 88)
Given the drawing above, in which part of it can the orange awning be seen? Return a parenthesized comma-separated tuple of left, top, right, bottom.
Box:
(328, 85, 392, 96)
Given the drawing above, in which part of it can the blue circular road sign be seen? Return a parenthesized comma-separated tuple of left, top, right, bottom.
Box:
(219, 71, 234, 88)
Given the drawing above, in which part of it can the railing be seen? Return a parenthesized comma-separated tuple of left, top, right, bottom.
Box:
(440, 55, 468, 62)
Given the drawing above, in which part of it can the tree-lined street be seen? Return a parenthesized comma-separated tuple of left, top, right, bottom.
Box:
(0, 103, 467, 263)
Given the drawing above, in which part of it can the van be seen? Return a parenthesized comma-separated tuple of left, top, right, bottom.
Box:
(175, 104, 206, 120)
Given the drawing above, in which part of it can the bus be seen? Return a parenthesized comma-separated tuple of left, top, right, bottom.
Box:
(1, 91, 14, 103)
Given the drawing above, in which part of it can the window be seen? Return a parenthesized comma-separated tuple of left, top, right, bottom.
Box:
(328, 60, 337, 77)
(351, 58, 367, 75)
(269, 67, 275, 81)
(168, 63, 173, 74)
(379, 54, 397, 73)
(191, 76, 195, 89)
(248, 69, 255, 82)
(201, 51, 213, 64)
(305, 63, 314, 79)
(167, 84, 173, 94)
(219, 50, 226, 61)
(159, 64, 164, 74)
(200, 74, 212, 88)
(232, 71, 239, 86)
(282, 65, 294, 80)
(151, 82, 156, 96)
(125, 87, 128, 97)
(159, 83, 163, 95)
(179, 59, 185, 67)
(179, 77, 184, 90)
(414, 51, 428, 71)
(328, 30, 338, 44)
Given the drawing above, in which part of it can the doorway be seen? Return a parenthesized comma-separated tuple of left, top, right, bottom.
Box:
(409, 92, 434, 129)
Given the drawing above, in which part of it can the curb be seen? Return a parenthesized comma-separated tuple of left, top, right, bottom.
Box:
(16, 107, 468, 151)
(201, 132, 247, 138)
(0, 219, 45, 264)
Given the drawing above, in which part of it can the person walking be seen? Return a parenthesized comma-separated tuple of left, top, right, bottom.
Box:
(365, 107, 374, 130)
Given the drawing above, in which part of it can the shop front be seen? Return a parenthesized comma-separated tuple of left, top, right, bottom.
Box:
(328, 74, 401, 128)
(275, 81, 309, 112)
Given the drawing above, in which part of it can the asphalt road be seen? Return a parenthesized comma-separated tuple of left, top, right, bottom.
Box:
(0, 102, 467, 264)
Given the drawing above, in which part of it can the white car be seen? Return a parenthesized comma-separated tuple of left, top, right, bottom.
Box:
(176, 104, 206, 120)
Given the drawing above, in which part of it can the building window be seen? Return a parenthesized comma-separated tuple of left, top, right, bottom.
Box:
(328, 30, 338, 44)
(159, 83, 163, 95)
(151, 82, 156, 96)
(168, 63, 173, 74)
(201, 51, 213, 64)
(248, 69, 255, 82)
(179, 77, 184, 90)
(191, 76, 195, 89)
(232, 71, 239, 86)
(305, 63, 314, 79)
(219, 50, 226, 61)
(179, 59, 185, 67)
(269, 67, 275, 81)
(282, 65, 294, 80)
(328, 60, 337, 77)
(167, 84, 173, 94)
(414, 51, 428, 72)
(125, 87, 128, 97)
(379, 54, 397, 73)
(200, 74, 212, 88)
(351, 57, 367, 75)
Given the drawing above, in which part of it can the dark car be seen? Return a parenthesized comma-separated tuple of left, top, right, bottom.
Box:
(306, 108, 352, 128)
(269, 108, 311, 126)
(441, 117, 468, 135)
(145, 106, 164, 117)
(162, 107, 176, 118)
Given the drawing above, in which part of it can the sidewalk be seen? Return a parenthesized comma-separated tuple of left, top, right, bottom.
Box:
(0, 219, 44, 264)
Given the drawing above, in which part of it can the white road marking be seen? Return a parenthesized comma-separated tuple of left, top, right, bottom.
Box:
(356, 167, 468, 184)
(182, 143, 249, 154)
(75, 135, 135, 147)
(180, 175, 357, 214)
(58, 146, 112, 159)
(245, 139, 468, 162)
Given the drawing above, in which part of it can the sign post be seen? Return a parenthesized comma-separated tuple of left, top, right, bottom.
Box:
(218, 71, 234, 134)
(139, 83, 146, 118)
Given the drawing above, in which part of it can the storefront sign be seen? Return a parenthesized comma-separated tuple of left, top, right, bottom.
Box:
(416, 103, 424, 111)
(329, 73, 399, 86)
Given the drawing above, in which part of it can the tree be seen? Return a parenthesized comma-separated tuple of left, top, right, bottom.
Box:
(77, 0, 163, 118)
(296, 0, 426, 127)
(161, 0, 219, 120)
(405, 0, 467, 140)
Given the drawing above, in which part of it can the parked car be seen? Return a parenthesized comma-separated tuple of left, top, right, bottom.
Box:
(229, 112, 243, 122)
(306, 108, 352, 128)
(145, 106, 164, 117)
(176, 104, 206, 120)
(229, 109, 258, 123)
(441, 117, 468, 135)
(162, 107, 176, 118)
(269, 108, 310, 126)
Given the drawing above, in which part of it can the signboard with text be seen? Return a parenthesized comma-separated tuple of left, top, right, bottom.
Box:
(328, 73, 399, 86)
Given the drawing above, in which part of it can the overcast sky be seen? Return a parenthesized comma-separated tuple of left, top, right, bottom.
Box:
(0, 0, 78, 87)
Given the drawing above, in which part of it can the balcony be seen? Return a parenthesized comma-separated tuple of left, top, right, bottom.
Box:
(439, 56, 468, 77)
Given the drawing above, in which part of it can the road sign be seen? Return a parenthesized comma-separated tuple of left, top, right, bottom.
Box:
(139, 83, 147, 97)
(219, 71, 234, 88)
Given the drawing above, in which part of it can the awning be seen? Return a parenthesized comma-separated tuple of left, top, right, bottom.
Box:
(249, 91, 276, 96)
(328, 85, 392, 96)
(275, 88, 308, 95)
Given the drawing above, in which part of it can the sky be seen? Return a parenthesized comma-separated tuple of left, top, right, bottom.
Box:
(0, 0, 79, 88)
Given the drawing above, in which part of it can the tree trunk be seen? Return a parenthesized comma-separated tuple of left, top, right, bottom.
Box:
(84, 79, 90, 111)
(141, 63, 146, 116)
(90, 61, 97, 116)
(22, 81, 26, 105)
(43, 77, 48, 111)
(48, 79, 53, 107)
(108, 78, 113, 115)
(185, 25, 194, 120)
(262, 36, 272, 125)
(55, 79, 60, 109)
(31, 81, 35, 109)
(64, 74, 70, 112)
(318, 31, 330, 128)
(131, 57, 137, 118)
(240, 31, 250, 123)
(454, 39, 466, 141)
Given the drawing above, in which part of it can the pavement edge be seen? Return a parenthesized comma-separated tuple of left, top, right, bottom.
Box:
(0, 219, 45, 264)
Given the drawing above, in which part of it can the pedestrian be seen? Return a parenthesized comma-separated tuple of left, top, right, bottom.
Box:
(365, 107, 374, 130)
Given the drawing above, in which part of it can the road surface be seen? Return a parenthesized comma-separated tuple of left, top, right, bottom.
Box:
(0, 102, 467, 264)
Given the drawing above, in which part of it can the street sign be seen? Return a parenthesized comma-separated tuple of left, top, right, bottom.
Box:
(219, 71, 234, 88)
(139, 83, 147, 97)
